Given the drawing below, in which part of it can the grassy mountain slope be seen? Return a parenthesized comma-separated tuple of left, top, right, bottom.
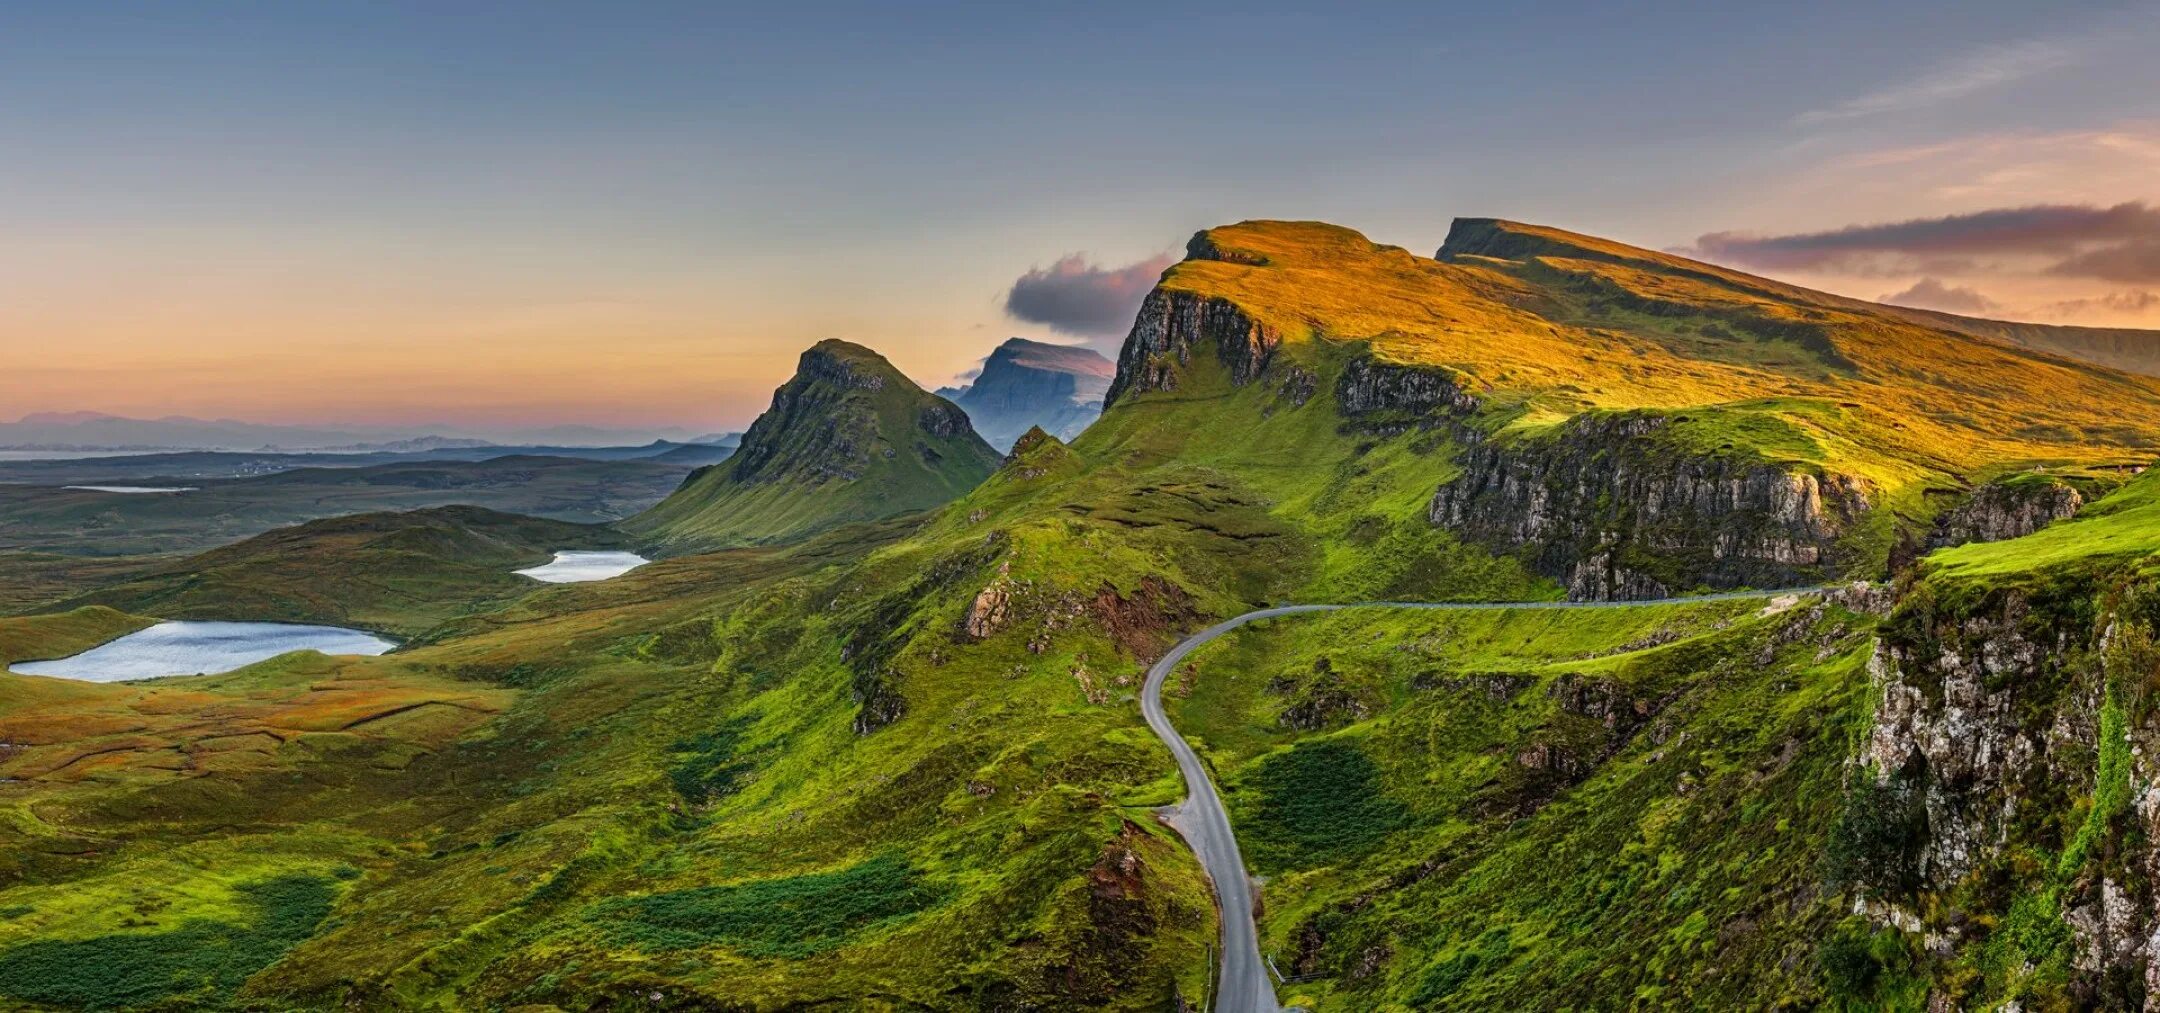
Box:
(1109, 219, 2160, 597)
(1163, 219, 2160, 475)
(6, 217, 2160, 1010)
(629, 340, 1003, 553)
(53, 506, 625, 637)
(0, 554, 160, 616)
(1167, 593, 1882, 1009)
(1873, 305, 2160, 379)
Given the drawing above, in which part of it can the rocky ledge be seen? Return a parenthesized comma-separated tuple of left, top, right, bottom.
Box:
(1427, 413, 1869, 600)
(1929, 476, 2085, 547)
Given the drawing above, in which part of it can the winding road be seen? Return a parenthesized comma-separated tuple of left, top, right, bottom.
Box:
(1139, 588, 1827, 1012)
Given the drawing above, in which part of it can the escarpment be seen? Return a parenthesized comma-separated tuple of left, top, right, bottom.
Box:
(1852, 573, 2160, 1004)
(1104, 287, 1282, 407)
(1104, 273, 1874, 600)
(1428, 415, 1870, 600)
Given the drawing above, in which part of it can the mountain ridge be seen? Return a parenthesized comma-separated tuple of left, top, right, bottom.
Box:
(627, 339, 1002, 552)
(13, 216, 2160, 1011)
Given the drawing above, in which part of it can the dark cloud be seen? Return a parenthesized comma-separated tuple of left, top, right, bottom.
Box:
(2049, 238, 2160, 283)
(1880, 277, 1998, 315)
(1689, 201, 2160, 272)
(1004, 253, 1176, 339)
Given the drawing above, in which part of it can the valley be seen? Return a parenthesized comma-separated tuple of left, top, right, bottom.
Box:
(4, 217, 2160, 1011)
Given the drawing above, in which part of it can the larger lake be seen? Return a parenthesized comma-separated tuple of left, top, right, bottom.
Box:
(9, 621, 396, 682)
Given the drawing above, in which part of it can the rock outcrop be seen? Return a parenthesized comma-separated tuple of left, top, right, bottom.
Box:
(1854, 573, 2160, 1004)
(1334, 357, 1482, 420)
(1428, 413, 1869, 600)
(1104, 288, 1281, 408)
(1928, 477, 2084, 548)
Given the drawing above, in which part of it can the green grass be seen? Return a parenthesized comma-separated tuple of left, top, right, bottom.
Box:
(1170, 597, 1879, 1009)
(0, 873, 341, 1009)
(52, 505, 623, 637)
(1925, 467, 2160, 580)
(666, 717, 757, 805)
(629, 340, 1002, 552)
(0, 605, 156, 669)
(593, 853, 943, 957)
(1242, 740, 1409, 871)
(5, 215, 2159, 1010)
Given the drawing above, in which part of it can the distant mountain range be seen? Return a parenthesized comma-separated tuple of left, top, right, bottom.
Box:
(937, 338, 1113, 450)
(0, 412, 724, 453)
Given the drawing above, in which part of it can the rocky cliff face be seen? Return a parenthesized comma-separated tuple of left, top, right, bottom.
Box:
(1929, 477, 2085, 548)
(1104, 287, 1281, 408)
(1428, 413, 1870, 600)
(1853, 573, 2160, 1005)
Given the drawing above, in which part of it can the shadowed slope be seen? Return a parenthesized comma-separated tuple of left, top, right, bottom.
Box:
(628, 340, 1002, 553)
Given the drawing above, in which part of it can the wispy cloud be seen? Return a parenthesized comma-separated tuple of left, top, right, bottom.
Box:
(1687, 202, 2160, 272)
(1681, 199, 2160, 325)
(1797, 40, 2076, 124)
(2050, 238, 2160, 283)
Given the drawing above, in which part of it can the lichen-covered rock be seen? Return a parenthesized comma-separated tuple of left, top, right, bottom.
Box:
(1428, 412, 1870, 599)
(1855, 574, 2160, 1003)
(961, 580, 1013, 640)
(918, 399, 975, 439)
(1929, 477, 2084, 548)
(1861, 605, 2054, 885)
(1334, 357, 1482, 419)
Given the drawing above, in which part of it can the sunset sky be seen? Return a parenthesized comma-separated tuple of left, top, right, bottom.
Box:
(6, 1, 2160, 433)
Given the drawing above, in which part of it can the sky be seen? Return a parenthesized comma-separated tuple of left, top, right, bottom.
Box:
(4, 1, 2159, 433)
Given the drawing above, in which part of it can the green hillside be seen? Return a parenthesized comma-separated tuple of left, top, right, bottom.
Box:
(628, 339, 1003, 553)
(4, 218, 2160, 1010)
(53, 506, 625, 637)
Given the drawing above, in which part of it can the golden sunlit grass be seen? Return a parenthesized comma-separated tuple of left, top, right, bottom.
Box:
(1163, 220, 2160, 493)
(0, 651, 510, 787)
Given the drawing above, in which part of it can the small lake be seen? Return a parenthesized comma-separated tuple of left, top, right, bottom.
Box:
(9, 621, 396, 683)
(516, 550, 651, 583)
(62, 485, 198, 494)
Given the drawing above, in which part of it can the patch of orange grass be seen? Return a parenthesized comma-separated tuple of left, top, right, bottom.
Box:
(1, 664, 511, 789)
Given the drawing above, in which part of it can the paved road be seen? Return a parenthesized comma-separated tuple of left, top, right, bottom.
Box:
(1139, 588, 1828, 1013)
